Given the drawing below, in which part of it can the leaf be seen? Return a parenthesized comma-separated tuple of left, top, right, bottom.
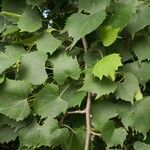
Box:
(66, 128, 86, 150)
(20, 51, 47, 85)
(84, 49, 102, 67)
(53, 53, 81, 84)
(33, 84, 68, 118)
(134, 142, 150, 150)
(91, 100, 118, 130)
(79, 69, 117, 99)
(27, 0, 45, 7)
(18, 8, 42, 32)
(122, 61, 150, 85)
(92, 54, 122, 81)
(0, 79, 30, 121)
(36, 32, 61, 54)
(119, 96, 150, 135)
(2, 24, 19, 36)
(101, 120, 126, 147)
(1, 0, 26, 15)
(127, 4, 150, 37)
(78, 0, 110, 14)
(100, 25, 120, 47)
(133, 39, 150, 62)
(0, 125, 18, 143)
(109, 3, 134, 28)
(61, 85, 86, 107)
(135, 90, 143, 101)
(0, 16, 5, 33)
(19, 117, 69, 148)
(115, 73, 140, 104)
(64, 12, 106, 48)
(0, 45, 25, 74)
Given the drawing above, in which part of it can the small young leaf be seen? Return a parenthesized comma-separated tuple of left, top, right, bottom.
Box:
(92, 54, 122, 81)
(100, 25, 120, 47)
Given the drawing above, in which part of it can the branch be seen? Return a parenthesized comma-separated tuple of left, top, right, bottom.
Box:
(84, 92, 92, 150)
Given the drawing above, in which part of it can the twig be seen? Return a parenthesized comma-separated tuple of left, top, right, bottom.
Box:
(82, 37, 88, 52)
(67, 110, 86, 114)
(91, 131, 101, 137)
(84, 92, 92, 150)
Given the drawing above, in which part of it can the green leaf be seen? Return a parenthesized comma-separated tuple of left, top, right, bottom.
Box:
(91, 100, 118, 130)
(134, 142, 150, 150)
(64, 12, 106, 48)
(100, 25, 120, 47)
(61, 85, 86, 107)
(19, 117, 69, 148)
(84, 49, 102, 67)
(20, 51, 47, 85)
(36, 32, 61, 54)
(119, 96, 150, 135)
(0, 45, 25, 74)
(0, 16, 5, 33)
(122, 61, 150, 85)
(66, 128, 86, 150)
(92, 54, 122, 81)
(116, 73, 140, 104)
(79, 69, 117, 98)
(33, 84, 68, 118)
(101, 120, 126, 147)
(2, 24, 19, 36)
(53, 53, 81, 84)
(133, 39, 150, 62)
(109, 3, 134, 28)
(0, 79, 30, 121)
(127, 4, 150, 37)
(135, 90, 143, 101)
(27, 0, 45, 7)
(78, 0, 110, 14)
(18, 8, 42, 32)
(0, 125, 18, 143)
(1, 0, 26, 15)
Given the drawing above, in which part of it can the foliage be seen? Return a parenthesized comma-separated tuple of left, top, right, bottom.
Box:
(0, 0, 150, 150)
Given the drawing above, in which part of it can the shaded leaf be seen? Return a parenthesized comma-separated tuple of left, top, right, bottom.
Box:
(0, 45, 25, 74)
(0, 125, 18, 143)
(19, 117, 69, 148)
(101, 120, 126, 147)
(116, 73, 140, 104)
(134, 142, 150, 150)
(91, 100, 118, 130)
(0, 79, 30, 121)
(64, 12, 106, 48)
(18, 8, 42, 32)
(36, 32, 61, 54)
(127, 5, 150, 37)
(80, 69, 117, 98)
(33, 84, 68, 118)
(20, 51, 47, 85)
(53, 53, 81, 84)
